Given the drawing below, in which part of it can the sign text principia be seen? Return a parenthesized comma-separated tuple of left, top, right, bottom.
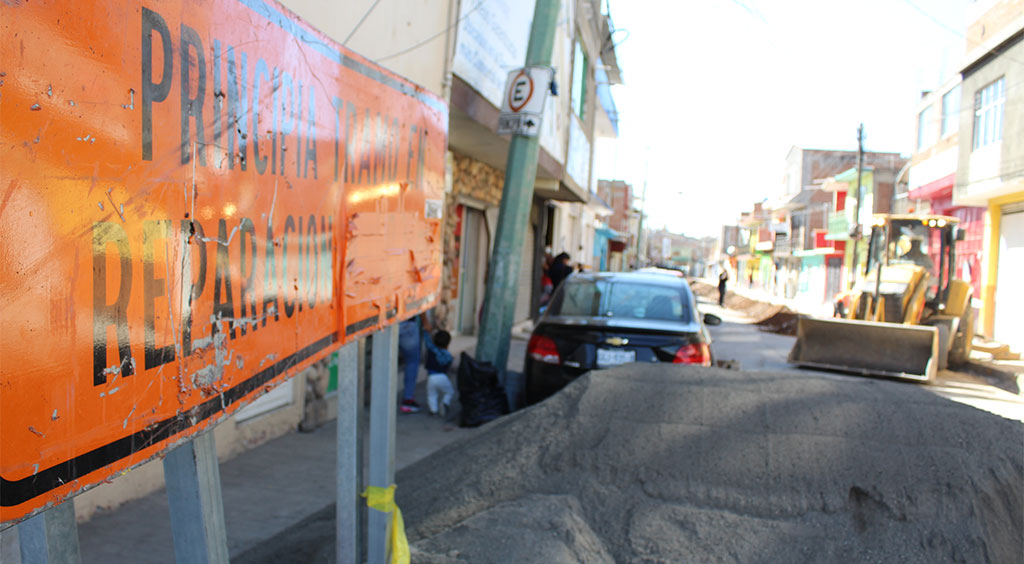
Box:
(0, 0, 446, 524)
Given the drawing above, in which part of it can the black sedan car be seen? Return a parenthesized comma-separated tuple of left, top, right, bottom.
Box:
(524, 271, 721, 405)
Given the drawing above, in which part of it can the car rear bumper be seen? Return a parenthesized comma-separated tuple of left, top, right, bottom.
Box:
(523, 359, 589, 405)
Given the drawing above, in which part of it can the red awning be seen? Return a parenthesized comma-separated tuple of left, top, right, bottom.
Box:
(907, 173, 954, 201)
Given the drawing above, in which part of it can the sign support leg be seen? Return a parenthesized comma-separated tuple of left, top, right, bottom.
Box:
(163, 431, 229, 564)
(368, 325, 397, 564)
(18, 500, 80, 564)
(335, 343, 360, 563)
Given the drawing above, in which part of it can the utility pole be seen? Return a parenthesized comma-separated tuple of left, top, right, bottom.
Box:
(635, 154, 649, 268)
(849, 123, 865, 289)
(474, 0, 560, 378)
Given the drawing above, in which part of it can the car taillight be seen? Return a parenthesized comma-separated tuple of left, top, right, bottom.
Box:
(673, 343, 711, 366)
(527, 334, 561, 364)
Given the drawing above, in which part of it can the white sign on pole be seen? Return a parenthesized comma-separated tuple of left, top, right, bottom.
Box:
(497, 66, 554, 137)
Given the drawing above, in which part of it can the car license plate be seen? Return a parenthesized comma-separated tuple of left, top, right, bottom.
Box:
(597, 348, 635, 367)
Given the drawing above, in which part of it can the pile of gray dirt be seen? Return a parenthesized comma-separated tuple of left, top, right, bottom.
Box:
(400, 365, 1023, 563)
(691, 280, 800, 335)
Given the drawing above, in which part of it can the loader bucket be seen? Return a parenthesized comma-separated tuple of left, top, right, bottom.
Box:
(788, 316, 938, 382)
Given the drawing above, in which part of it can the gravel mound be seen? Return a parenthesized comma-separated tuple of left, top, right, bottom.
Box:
(755, 309, 800, 336)
(412, 494, 613, 564)
(691, 281, 800, 335)
(399, 365, 1024, 563)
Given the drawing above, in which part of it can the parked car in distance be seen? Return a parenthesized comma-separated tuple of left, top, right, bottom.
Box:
(524, 271, 721, 405)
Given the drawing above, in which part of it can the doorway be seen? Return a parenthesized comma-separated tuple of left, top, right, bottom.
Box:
(826, 257, 842, 303)
(458, 207, 488, 334)
(994, 209, 1023, 348)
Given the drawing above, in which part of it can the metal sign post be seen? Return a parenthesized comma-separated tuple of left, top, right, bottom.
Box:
(335, 342, 360, 563)
(163, 432, 229, 564)
(367, 326, 398, 564)
(17, 501, 80, 564)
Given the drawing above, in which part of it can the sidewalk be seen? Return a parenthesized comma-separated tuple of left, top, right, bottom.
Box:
(0, 335, 527, 564)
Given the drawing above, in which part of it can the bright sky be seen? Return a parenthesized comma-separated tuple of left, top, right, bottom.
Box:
(596, 0, 970, 238)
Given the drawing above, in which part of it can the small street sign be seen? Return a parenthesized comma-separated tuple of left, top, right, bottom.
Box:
(498, 113, 543, 137)
(497, 66, 553, 137)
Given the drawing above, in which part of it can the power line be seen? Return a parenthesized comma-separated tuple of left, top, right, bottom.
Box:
(376, 0, 490, 63)
(900, 0, 1024, 67)
(728, 0, 767, 24)
(344, 0, 383, 46)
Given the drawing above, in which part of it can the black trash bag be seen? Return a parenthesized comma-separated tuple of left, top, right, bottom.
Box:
(458, 352, 509, 427)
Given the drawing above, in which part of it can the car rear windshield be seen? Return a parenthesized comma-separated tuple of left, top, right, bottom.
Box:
(549, 279, 693, 322)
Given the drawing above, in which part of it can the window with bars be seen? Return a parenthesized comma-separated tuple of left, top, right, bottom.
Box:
(973, 77, 1004, 150)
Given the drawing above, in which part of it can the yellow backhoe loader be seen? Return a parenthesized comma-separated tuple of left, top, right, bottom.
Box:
(789, 214, 974, 382)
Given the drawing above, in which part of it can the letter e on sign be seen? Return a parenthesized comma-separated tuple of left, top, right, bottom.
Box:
(498, 66, 552, 117)
(508, 70, 533, 113)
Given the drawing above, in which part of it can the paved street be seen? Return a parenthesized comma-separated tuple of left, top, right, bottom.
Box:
(698, 297, 1024, 423)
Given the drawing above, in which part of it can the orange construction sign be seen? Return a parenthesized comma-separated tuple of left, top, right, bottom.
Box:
(0, 0, 446, 524)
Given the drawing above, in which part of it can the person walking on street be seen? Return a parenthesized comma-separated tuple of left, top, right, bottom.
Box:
(718, 268, 729, 307)
(398, 316, 426, 413)
(422, 329, 454, 417)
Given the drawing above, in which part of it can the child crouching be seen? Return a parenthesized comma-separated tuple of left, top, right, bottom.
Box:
(423, 329, 454, 417)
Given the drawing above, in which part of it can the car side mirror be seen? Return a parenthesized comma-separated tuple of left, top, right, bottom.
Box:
(703, 313, 722, 326)
(955, 228, 965, 241)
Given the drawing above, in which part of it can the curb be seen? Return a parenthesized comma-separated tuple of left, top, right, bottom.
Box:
(962, 360, 1023, 394)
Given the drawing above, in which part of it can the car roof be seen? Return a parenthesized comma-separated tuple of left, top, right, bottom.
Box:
(565, 271, 691, 289)
(636, 267, 686, 277)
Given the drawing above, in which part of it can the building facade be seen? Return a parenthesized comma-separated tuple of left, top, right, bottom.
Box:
(953, 0, 1024, 349)
(748, 148, 907, 306)
(907, 75, 987, 308)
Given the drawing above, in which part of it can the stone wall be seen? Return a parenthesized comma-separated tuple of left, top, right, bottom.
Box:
(451, 153, 504, 206)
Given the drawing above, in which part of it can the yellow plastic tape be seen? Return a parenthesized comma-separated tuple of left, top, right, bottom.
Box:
(362, 485, 410, 564)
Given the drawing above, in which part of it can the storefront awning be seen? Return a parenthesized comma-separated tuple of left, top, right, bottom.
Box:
(907, 173, 954, 201)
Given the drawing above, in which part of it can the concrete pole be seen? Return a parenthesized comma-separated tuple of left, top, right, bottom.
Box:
(475, 0, 561, 373)
(849, 123, 865, 289)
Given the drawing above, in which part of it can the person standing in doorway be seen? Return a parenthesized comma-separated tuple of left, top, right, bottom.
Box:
(549, 252, 573, 292)
(718, 268, 729, 307)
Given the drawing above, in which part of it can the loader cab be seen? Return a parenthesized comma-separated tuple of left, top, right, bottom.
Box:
(864, 215, 959, 313)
